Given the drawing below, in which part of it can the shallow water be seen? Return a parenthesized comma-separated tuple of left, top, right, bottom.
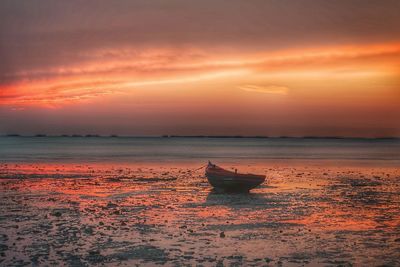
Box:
(1, 136, 400, 164)
(0, 161, 399, 266)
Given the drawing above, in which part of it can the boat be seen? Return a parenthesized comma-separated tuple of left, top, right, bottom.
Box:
(205, 162, 265, 192)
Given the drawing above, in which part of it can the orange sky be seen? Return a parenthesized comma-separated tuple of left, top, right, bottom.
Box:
(0, 1, 399, 137)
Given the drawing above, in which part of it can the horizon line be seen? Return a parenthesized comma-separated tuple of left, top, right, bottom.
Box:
(1, 134, 399, 140)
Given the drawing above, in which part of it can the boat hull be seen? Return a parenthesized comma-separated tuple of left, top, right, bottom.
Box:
(205, 164, 265, 192)
(206, 175, 264, 192)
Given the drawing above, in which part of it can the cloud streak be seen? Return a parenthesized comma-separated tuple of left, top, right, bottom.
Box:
(0, 43, 400, 106)
(1, 42, 399, 106)
(1, 0, 400, 80)
(238, 85, 289, 95)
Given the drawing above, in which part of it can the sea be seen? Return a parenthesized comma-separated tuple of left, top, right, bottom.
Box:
(1, 136, 399, 165)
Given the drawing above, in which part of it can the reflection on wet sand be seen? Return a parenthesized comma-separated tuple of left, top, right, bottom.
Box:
(0, 162, 399, 266)
(205, 189, 271, 206)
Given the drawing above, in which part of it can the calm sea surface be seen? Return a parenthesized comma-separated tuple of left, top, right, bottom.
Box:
(1, 137, 399, 165)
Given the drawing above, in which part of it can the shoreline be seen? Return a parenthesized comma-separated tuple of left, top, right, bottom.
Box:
(1, 158, 399, 168)
(1, 135, 400, 140)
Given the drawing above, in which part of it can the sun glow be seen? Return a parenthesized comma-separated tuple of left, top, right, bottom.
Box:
(1, 42, 399, 108)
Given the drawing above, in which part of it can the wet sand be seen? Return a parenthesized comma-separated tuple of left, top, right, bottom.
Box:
(0, 162, 399, 266)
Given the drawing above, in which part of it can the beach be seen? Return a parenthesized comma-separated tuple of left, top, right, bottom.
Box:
(0, 137, 400, 266)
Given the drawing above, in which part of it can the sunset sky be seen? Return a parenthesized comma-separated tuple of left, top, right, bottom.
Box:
(1, 0, 399, 137)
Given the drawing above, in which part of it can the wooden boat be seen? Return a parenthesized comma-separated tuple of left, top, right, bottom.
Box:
(205, 162, 265, 192)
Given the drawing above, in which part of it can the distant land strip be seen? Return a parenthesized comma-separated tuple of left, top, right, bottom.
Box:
(1, 134, 399, 140)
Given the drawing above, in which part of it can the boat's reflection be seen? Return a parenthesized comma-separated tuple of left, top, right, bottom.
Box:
(205, 189, 271, 208)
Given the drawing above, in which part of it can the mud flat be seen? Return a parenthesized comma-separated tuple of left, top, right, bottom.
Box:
(0, 162, 399, 266)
